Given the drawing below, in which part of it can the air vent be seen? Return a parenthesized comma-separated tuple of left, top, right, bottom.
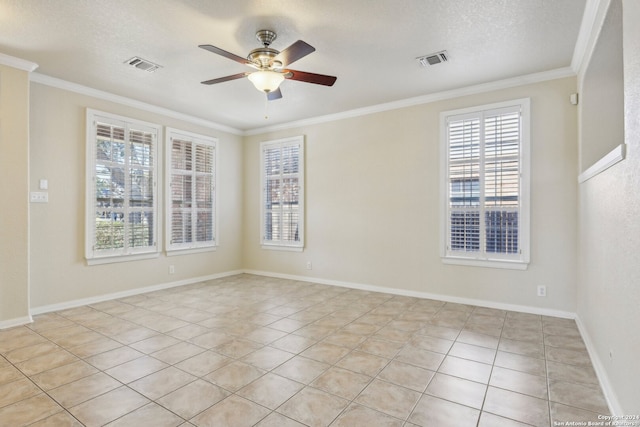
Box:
(416, 50, 449, 67)
(125, 56, 162, 72)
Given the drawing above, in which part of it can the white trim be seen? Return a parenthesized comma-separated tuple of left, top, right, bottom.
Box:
(166, 247, 217, 257)
(442, 257, 528, 270)
(575, 314, 619, 415)
(30, 73, 242, 136)
(578, 143, 626, 183)
(0, 52, 38, 72)
(571, 0, 606, 74)
(0, 315, 34, 330)
(245, 67, 574, 135)
(261, 245, 304, 252)
(243, 269, 576, 319)
(30, 270, 243, 316)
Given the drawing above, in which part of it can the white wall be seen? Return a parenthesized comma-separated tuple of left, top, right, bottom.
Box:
(28, 82, 244, 310)
(244, 77, 579, 314)
(577, 0, 640, 414)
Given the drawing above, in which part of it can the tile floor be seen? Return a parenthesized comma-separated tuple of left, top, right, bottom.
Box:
(0, 274, 612, 426)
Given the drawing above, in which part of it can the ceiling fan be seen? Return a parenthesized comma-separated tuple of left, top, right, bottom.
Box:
(199, 29, 337, 100)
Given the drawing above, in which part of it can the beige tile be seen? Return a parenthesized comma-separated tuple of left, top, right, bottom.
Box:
(130, 334, 181, 354)
(457, 330, 499, 349)
(52, 330, 105, 349)
(105, 402, 184, 427)
(214, 338, 263, 358)
(546, 360, 599, 385)
(323, 331, 367, 349)
(241, 346, 294, 370)
(410, 335, 454, 354)
(548, 380, 609, 414)
(69, 386, 149, 427)
(237, 372, 303, 409)
(340, 322, 382, 336)
(151, 342, 205, 365)
(378, 360, 435, 392)
(85, 346, 144, 370)
(418, 324, 462, 340)
(14, 349, 78, 376)
(478, 411, 534, 427)
(483, 386, 550, 427)
(0, 365, 25, 386)
(490, 366, 548, 399)
(501, 327, 543, 343)
(31, 360, 98, 390)
(357, 337, 403, 358)
(311, 366, 371, 400)
(273, 355, 330, 384)
(129, 367, 196, 400)
(166, 324, 211, 341)
(254, 412, 306, 427)
(29, 411, 84, 427)
(48, 372, 122, 407)
(498, 338, 545, 359)
(187, 330, 233, 349)
(372, 326, 413, 343)
(355, 378, 421, 419)
(157, 379, 230, 419)
(463, 323, 504, 338)
(448, 341, 496, 364)
(268, 318, 308, 333)
(175, 350, 232, 377)
(203, 361, 265, 392)
(0, 328, 46, 353)
(270, 334, 316, 353)
(438, 356, 492, 384)
(190, 395, 270, 427)
(105, 355, 168, 384)
(425, 373, 487, 410)
(494, 350, 546, 376)
(277, 386, 349, 427)
(5, 341, 60, 364)
(39, 325, 89, 341)
(243, 327, 288, 345)
(550, 402, 606, 424)
(67, 336, 122, 358)
(0, 393, 62, 426)
(543, 324, 581, 338)
(0, 377, 42, 408)
(545, 347, 592, 367)
(300, 342, 351, 364)
(335, 350, 388, 376)
(394, 344, 445, 370)
(331, 403, 403, 427)
(111, 326, 159, 345)
(408, 394, 480, 427)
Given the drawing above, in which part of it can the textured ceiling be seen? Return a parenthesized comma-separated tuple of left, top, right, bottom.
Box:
(0, 0, 587, 131)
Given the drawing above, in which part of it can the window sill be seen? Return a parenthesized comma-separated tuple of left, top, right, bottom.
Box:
(166, 246, 217, 257)
(442, 256, 528, 270)
(261, 244, 304, 252)
(86, 252, 159, 266)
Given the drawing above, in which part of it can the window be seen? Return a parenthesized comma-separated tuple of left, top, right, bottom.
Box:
(86, 109, 160, 264)
(261, 136, 304, 250)
(166, 128, 217, 254)
(440, 98, 530, 269)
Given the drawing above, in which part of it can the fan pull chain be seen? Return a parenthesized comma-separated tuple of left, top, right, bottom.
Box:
(264, 95, 269, 120)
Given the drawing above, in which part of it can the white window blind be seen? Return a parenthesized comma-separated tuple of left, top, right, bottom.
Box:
(441, 99, 530, 268)
(260, 136, 304, 249)
(166, 128, 217, 253)
(86, 110, 160, 263)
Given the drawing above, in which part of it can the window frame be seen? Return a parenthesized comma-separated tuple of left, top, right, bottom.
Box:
(260, 135, 305, 251)
(439, 98, 530, 270)
(165, 128, 218, 255)
(85, 109, 161, 265)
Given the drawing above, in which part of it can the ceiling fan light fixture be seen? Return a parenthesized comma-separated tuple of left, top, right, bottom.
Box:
(248, 70, 285, 93)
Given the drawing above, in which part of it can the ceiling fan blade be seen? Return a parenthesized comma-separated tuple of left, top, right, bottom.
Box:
(267, 88, 283, 101)
(199, 44, 249, 65)
(274, 40, 315, 66)
(284, 69, 337, 86)
(201, 72, 248, 85)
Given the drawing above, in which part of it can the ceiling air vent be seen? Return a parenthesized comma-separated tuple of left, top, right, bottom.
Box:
(125, 56, 162, 72)
(416, 50, 449, 67)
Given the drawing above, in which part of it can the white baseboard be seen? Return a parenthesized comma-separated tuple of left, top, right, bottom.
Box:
(30, 270, 244, 316)
(0, 315, 34, 330)
(575, 314, 619, 415)
(243, 269, 576, 319)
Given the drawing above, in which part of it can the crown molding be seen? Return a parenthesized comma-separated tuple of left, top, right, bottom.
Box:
(244, 67, 576, 136)
(29, 73, 244, 136)
(572, 0, 612, 87)
(0, 52, 38, 72)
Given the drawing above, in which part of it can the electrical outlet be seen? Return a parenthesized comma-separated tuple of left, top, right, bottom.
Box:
(306, 261, 312, 270)
(30, 192, 49, 203)
(169, 265, 175, 274)
(537, 285, 547, 297)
